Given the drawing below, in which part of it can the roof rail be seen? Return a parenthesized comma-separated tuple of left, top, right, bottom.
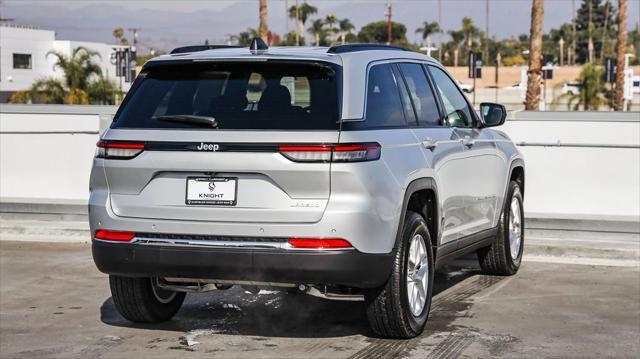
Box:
(170, 45, 241, 55)
(327, 43, 409, 54)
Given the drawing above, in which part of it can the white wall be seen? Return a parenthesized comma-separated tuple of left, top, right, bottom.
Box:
(502, 111, 640, 220)
(0, 105, 115, 203)
(0, 106, 638, 220)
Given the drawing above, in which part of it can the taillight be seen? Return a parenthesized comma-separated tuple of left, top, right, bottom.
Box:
(288, 237, 352, 249)
(96, 140, 144, 159)
(94, 229, 136, 242)
(279, 143, 380, 163)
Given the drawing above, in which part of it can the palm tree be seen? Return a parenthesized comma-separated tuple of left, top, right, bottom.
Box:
(460, 17, 480, 51)
(88, 76, 119, 105)
(416, 21, 441, 48)
(288, 1, 318, 45)
(525, 0, 544, 111)
(29, 78, 65, 104)
(46, 47, 102, 91)
(112, 27, 124, 44)
(233, 28, 261, 46)
(308, 18, 326, 46)
(324, 14, 339, 39)
(556, 64, 606, 110)
(614, 0, 627, 111)
(338, 18, 355, 44)
(447, 29, 465, 66)
(259, 0, 269, 43)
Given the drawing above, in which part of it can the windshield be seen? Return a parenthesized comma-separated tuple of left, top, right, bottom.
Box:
(112, 61, 341, 130)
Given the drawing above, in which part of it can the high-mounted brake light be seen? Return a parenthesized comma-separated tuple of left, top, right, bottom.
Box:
(96, 140, 144, 159)
(288, 237, 352, 249)
(94, 229, 136, 242)
(279, 143, 380, 163)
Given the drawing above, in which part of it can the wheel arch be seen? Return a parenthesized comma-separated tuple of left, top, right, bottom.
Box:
(509, 159, 525, 197)
(395, 178, 440, 254)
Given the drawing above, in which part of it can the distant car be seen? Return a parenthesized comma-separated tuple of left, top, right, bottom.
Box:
(505, 82, 526, 90)
(561, 82, 581, 96)
(456, 80, 474, 93)
(632, 76, 640, 94)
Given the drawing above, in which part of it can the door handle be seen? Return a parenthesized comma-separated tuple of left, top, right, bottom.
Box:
(422, 138, 438, 150)
(461, 136, 475, 147)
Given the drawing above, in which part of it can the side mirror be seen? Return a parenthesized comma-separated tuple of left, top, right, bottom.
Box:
(480, 102, 507, 127)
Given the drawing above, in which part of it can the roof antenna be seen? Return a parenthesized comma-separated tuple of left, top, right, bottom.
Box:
(250, 37, 268, 54)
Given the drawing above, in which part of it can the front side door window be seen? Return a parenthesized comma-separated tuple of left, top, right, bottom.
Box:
(427, 66, 475, 128)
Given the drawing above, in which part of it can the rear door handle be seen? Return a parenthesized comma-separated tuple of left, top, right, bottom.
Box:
(422, 138, 438, 150)
(461, 136, 475, 147)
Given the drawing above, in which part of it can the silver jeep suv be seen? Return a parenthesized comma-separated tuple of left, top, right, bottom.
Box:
(90, 40, 525, 338)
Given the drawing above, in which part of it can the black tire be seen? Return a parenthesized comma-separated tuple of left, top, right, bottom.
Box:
(364, 211, 434, 338)
(477, 180, 524, 275)
(109, 276, 186, 323)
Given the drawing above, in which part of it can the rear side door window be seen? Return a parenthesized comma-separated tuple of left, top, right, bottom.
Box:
(427, 66, 475, 128)
(397, 63, 442, 127)
(364, 64, 407, 127)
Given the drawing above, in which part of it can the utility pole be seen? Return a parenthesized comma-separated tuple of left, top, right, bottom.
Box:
(485, 0, 490, 65)
(601, 0, 610, 63)
(438, 0, 443, 61)
(127, 27, 140, 57)
(571, 0, 576, 65)
(588, 0, 594, 63)
(386, 1, 393, 45)
(495, 52, 501, 103)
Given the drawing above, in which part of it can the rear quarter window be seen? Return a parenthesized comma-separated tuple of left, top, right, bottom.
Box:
(360, 63, 406, 128)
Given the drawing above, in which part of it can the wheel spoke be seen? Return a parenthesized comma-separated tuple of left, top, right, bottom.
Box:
(416, 265, 428, 280)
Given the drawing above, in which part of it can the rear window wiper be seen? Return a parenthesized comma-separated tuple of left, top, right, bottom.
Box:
(153, 115, 218, 128)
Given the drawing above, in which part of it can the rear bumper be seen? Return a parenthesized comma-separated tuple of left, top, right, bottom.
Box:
(92, 240, 393, 288)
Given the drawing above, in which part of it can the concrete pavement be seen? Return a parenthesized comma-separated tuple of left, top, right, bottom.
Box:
(1, 240, 638, 358)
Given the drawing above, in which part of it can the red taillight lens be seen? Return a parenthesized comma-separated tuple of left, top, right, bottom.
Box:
(288, 237, 352, 249)
(278, 143, 380, 163)
(94, 229, 136, 242)
(96, 140, 144, 159)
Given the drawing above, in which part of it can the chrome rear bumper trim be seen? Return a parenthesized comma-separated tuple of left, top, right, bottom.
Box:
(127, 237, 354, 251)
(131, 237, 286, 249)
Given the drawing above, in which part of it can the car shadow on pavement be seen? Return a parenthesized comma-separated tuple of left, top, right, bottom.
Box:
(100, 256, 488, 338)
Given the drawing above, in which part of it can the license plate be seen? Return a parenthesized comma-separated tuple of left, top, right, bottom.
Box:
(185, 177, 237, 205)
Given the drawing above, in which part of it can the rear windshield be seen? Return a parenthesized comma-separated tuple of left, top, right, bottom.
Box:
(112, 61, 341, 130)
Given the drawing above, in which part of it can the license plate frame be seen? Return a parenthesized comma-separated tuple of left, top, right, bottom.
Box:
(185, 177, 238, 206)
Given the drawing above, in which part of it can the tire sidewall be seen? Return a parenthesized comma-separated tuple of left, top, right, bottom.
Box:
(503, 181, 525, 269)
(146, 279, 186, 321)
(399, 212, 434, 334)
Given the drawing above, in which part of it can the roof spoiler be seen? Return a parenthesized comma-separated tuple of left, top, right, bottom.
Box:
(170, 45, 241, 55)
(327, 43, 409, 54)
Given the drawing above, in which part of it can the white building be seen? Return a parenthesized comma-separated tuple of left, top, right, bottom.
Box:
(0, 23, 131, 102)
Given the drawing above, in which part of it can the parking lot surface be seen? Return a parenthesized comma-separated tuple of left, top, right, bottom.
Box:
(1, 240, 639, 358)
